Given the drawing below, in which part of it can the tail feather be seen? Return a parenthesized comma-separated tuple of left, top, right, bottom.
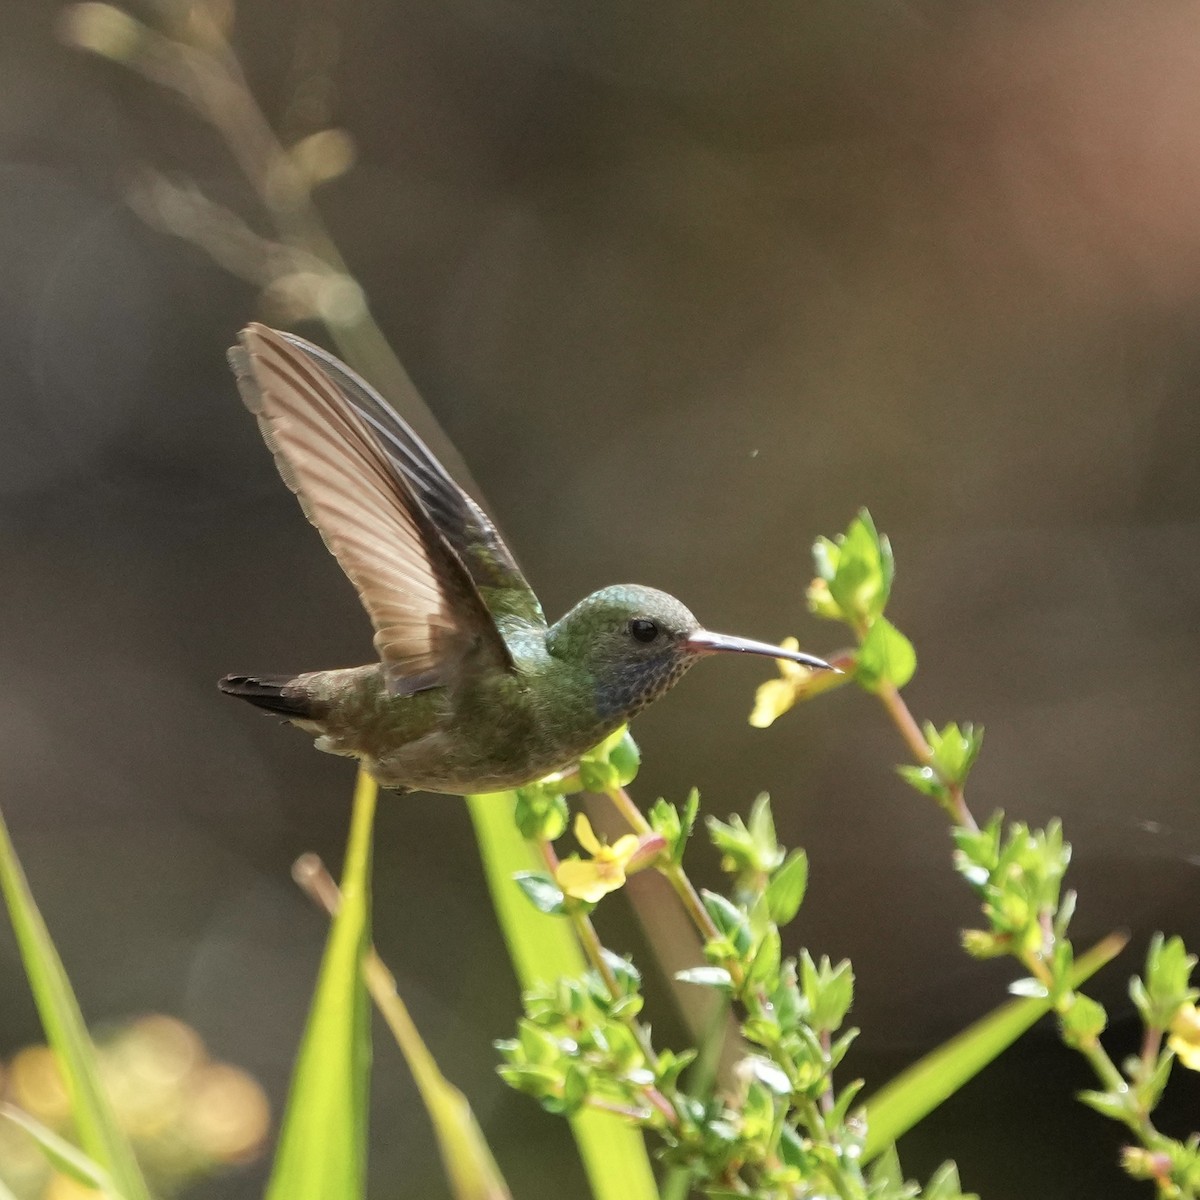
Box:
(219, 673, 316, 720)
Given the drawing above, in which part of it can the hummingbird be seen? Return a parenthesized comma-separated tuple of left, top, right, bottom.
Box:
(219, 324, 833, 795)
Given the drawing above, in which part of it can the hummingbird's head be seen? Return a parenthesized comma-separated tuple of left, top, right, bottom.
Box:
(547, 584, 833, 721)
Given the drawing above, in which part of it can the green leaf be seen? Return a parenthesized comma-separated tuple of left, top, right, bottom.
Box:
(265, 769, 375, 1200)
(923, 1161, 976, 1200)
(579, 758, 617, 794)
(468, 792, 660, 1200)
(766, 850, 809, 926)
(863, 932, 1127, 1160)
(706, 809, 783, 876)
(648, 800, 680, 852)
(799, 950, 854, 1032)
(679, 788, 700, 860)
(829, 1028, 860, 1071)
(924, 723, 984, 788)
(1077, 1089, 1136, 1128)
(855, 617, 916, 691)
(675, 966, 734, 991)
(609, 731, 641, 787)
(777, 1125, 813, 1174)
(653, 1048, 697, 1091)
(0, 802, 152, 1200)
(513, 787, 569, 841)
(517, 1020, 560, 1065)
(807, 554, 844, 619)
(1007, 977, 1047, 999)
(649, 788, 700, 865)
(1129, 976, 1151, 1024)
(0, 1102, 113, 1192)
(577, 726, 640, 794)
(561, 1064, 589, 1116)
(896, 765, 949, 803)
(828, 1078, 865, 1126)
(1136, 1049, 1174, 1114)
(747, 794, 779, 866)
(602, 949, 643, 997)
(1059, 994, 1107, 1048)
(868, 1143, 905, 1189)
(812, 535, 840, 585)
(952, 813, 1003, 877)
(749, 927, 782, 987)
(745, 1056, 791, 1096)
(514, 872, 567, 915)
(824, 510, 894, 624)
(702, 891, 748, 938)
(1135, 934, 1199, 1027)
(1054, 890, 1077, 941)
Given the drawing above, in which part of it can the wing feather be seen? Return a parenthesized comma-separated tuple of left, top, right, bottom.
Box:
(230, 324, 514, 694)
(275, 331, 546, 628)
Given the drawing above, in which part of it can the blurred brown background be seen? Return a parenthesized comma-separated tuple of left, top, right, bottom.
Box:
(2, 0, 1200, 1196)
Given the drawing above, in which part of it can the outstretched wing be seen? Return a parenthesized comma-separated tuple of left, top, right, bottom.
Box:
(229, 323, 515, 694)
(277, 330, 546, 629)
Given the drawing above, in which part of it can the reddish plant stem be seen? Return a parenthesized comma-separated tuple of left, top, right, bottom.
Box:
(875, 682, 977, 832)
(607, 784, 723, 946)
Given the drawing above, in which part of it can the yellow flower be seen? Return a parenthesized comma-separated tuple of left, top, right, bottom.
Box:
(555, 814, 641, 904)
(748, 638, 808, 729)
(1169, 1002, 1200, 1070)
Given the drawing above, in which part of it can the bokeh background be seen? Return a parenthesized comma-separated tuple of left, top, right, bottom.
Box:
(3, 0, 1200, 1196)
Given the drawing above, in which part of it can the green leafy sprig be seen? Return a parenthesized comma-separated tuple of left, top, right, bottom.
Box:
(499, 732, 972, 1200)
(758, 510, 1200, 1198)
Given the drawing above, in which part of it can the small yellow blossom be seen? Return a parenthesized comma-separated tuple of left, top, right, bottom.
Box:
(749, 638, 809, 729)
(555, 814, 641, 904)
(1169, 1002, 1200, 1070)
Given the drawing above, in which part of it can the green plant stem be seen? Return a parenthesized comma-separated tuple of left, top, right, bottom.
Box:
(1078, 1038, 1130, 1097)
(640, 1088, 682, 1130)
(586, 1086, 675, 1131)
(535, 837, 661, 1073)
(1076, 1032, 1173, 1154)
(1138, 1024, 1164, 1084)
(606, 785, 723, 945)
(818, 1030, 835, 1116)
(664, 863, 723, 945)
(606, 783, 653, 835)
(1021, 951, 1054, 991)
(589, 1099, 657, 1121)
(573, 908, 620, 993)
(535, 839, 618, 990)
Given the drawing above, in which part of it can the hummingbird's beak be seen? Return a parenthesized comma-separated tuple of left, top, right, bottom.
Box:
(684, 630, 836, 671)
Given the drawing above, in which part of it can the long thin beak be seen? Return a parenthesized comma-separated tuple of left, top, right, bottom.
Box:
(684, 630, 836, 671)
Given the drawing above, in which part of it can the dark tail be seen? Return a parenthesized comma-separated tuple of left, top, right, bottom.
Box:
(219, 674, 316, 720)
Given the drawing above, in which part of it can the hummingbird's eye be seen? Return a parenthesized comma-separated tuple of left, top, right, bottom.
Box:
(628, 618, 660, 644)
